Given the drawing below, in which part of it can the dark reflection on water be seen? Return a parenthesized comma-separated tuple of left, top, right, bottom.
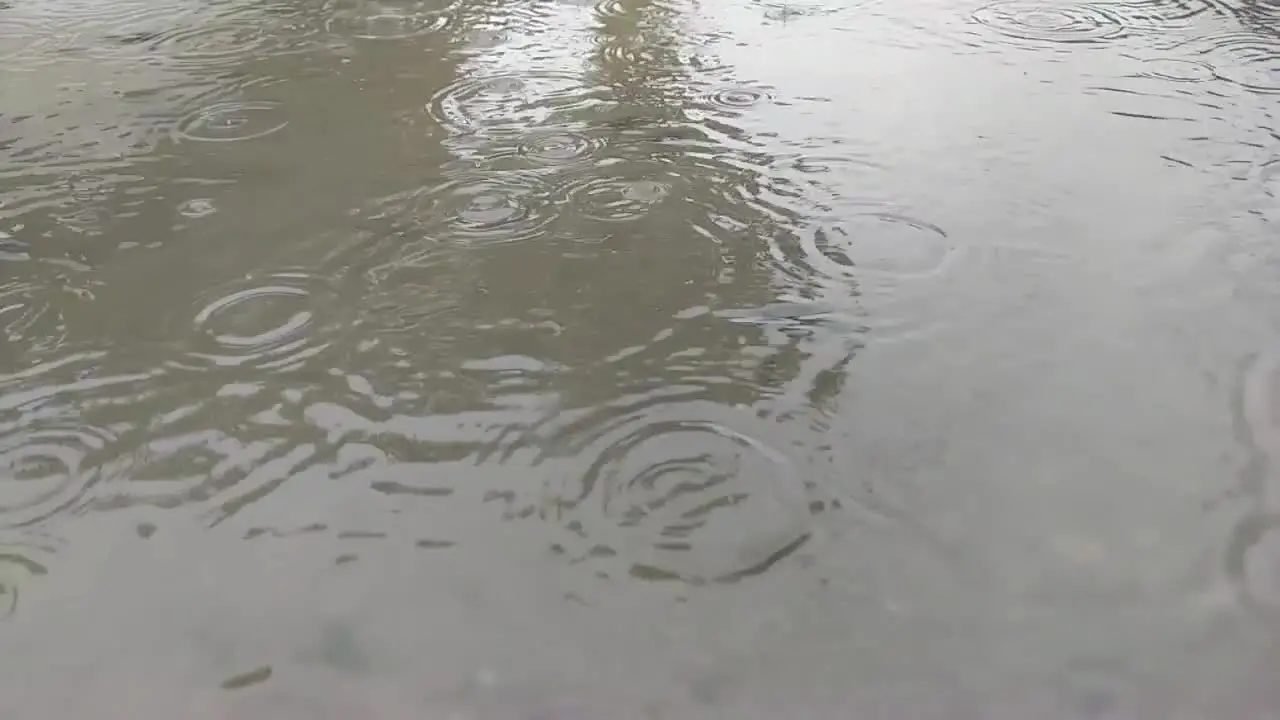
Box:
(3, 0, 1280, 716)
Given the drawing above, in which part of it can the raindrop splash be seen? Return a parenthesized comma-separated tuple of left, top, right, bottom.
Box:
(969, 1, 1127, 48)
(377, 172, 560, 247)
(172, 270, 339, 372)
(175, 102, 290, 143)
(427, 72, 605, 136)
(323, 0, 456, 40)
(514, 399, 819, 586)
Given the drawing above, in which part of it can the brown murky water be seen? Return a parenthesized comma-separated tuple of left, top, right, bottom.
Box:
(3, 0, 1280, 716)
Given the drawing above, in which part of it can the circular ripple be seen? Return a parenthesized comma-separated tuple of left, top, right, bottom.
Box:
(466, 26, 509, 49)
(175, 101, 289, 143)
(1202, 34, 1280, 94)
(593, 0, 680, 18)
(142, 17, 312, 68)
(0, 17, 58, 61)
(175, 270, 334, 371)
(0, 423, 114, 529)
(593, 0, 628, 17)
(567, 170, 678, 223)
(697, 86, 774, 112)
(535, 405, 815, 585)
(40, 0, 192, 30)
(1240, 348, 1280, 466)
(427, 71, 599, 136)
(0, 279, 76, 354)
(1115, 0, 1220, 24)
(406, 173, 557, 246)
(0, 531, 54, 625)
(324, 0, 454, 39)
(0, 281, 48, 342)
(519, 131, 602, 165)
(1225, 512, 1280, 618)
(970, 2, 1126, 46)
(1132, 57, 1217, 83)
(37, 2, 197, 60)
(802, 211, 955, 282)
(589, 32, 671, 66)
(483, 129, 605, 172)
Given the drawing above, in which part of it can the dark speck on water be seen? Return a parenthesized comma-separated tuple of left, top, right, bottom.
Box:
(2, 0, 1280, 716)
(220, 666, 273, 691)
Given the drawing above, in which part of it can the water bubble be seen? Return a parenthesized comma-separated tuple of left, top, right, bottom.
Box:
(524, 402, 816, 585)
(324, 0, 455, 40)
(173, 270, 336, 372)
(403, 172, 558, 247)
(175, 101, 290, 143)
(970, 1, 1126, 47)
(427, 71, 602, 136)
(0, 423, 116, 529)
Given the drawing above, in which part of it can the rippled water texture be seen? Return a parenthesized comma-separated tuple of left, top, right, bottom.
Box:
(3, 0, 1280, 716)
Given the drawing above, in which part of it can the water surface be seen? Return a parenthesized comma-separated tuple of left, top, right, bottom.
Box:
(3, 0, 1280, 716)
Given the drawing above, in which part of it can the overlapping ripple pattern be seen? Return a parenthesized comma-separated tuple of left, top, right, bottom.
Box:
(2, 0, 1280, 715)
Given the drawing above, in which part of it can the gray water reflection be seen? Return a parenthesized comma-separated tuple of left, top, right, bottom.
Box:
(3, 0, 1280, 716)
